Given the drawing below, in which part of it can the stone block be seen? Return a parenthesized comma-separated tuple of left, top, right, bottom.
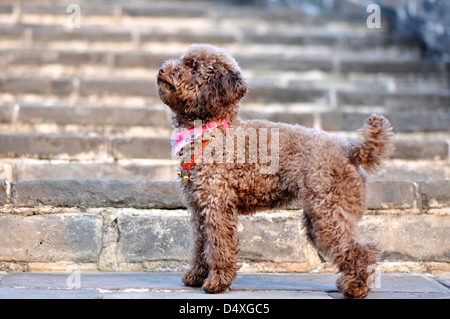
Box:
(320, 111, 450, 132)
(18, 105, 171, 127)
(321, 112, 369, 131)
(117, 210, 316, 265)
(57, 51, 107, 65)
(392, 140, 448, 160)
(112, 137, 172, 159)
(0, 105, 12, 123)
(0, 5, 12, 14)
(117, 210, 190, 263)
(0, 133, 110, 160)
(12, 180, 183, 209)
(420, 180, 450, 210)
(122, 5, 207, 17)
(0, 180, 7, 206)
(368, 181, 416, 210)
(340, 60, 441, 74)
(20, 4, 114, 16)
(0, 78, 73, 95)
(386, 112, 450, 132)
(239, 212, 316, 263)
(80, 79, 155, 97)
(0, 214, 102, 262)
(337, 90, 450, 111)
(246, 86, 328, 104)
(140, 30, 236, 45)
(238, 55, 333, 72)
(32, 26, 130, 42)
(15, 163, 178, 181)
(244, 31, 337, 45)
(361, 215, 450, 262)
(370, 166, 449, 181)
(113, 52, 171, 69)
(240, 110, 315, 127)
(0, 164, 13, 182)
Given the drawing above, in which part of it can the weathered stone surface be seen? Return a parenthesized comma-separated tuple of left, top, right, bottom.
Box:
(0, 105, 12, 123)
(392, 140, 448, 160)
(0, 180, 7, 206)
(113, 52, 171, 69)
(246, 86, 328, 104)
(0, 164, 13, 182)
(420, 180, 450, 210)
(11, 179, 183, 209)
(321, 111, 450, 132)
(112, 137, 172, 159)
(0, 214, 102, 262)
(239, 212, 316, 263)
(140, 30, 236, 45)
(368, 181, 416, 210)
(0, 133, 110, 160)
(117, 210, 190, 263)
(370, 166, 449, 182)
(238, 55, 333, 72)
(18, 105, 171, 127)
(385, 112, 450, 132)
(240, 110, 315, 127)
(0, 77, 73, 95)
(15, 162, 178, 181)
(361, 215, 450, 262)
(321, 112, 368, 131)
(340, 60, 442, 74)
(8, 179, 449, 212)
(337, 90, 450, 111)
(116, 209, 449, 266)
(117, 210, 316, 265)
(80, 79, 155, 97)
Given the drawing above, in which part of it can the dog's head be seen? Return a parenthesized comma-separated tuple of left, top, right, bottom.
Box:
(156, 44, 247, 127)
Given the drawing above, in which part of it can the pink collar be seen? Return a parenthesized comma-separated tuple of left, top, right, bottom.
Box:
(171, 120, 230, 156)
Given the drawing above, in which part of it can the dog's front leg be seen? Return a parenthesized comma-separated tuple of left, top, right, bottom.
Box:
(202, 207, 240, 294)
(182, 207, 209, 287)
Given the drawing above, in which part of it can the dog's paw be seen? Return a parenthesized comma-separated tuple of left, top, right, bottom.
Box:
(336, 275, 371, 299)
(182, 267, 208, 287)
(202, 269, 235, 294)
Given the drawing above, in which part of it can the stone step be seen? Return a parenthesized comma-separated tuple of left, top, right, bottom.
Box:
(0, 132, 447, 161)
(0, 3, 388, 34)
(1, 49, 444, 75)
(1, 50, 447, 93)
(0, 179, 448, 272)
(0, 21, 420, 53)
(0, 273, 448, 299)
(1, 77, 449, 111)
(1, 105, 449, 134)
(0, 2, 358, 24)
(0, 161, 447, 183)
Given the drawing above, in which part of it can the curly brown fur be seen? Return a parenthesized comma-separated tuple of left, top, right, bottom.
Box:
(156, 44, 394, 298)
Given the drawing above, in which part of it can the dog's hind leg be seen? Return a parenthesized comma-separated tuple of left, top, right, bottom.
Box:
(182, 207, 209, 287)
(201, 206, 240, 294)
(302, 204, 379, 299)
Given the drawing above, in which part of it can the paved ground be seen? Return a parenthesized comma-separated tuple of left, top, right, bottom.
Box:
(0, 272, 448, 299)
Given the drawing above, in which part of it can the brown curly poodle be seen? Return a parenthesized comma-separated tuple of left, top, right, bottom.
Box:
(156, 44, 394, 298)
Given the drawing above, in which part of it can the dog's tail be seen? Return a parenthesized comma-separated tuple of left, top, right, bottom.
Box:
(347, 114, 394, 173)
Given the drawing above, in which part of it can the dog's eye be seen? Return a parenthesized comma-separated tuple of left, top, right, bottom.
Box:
(192, 69, 197, 74)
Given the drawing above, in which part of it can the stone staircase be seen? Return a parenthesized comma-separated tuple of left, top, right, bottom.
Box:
(0, 1, 448, 274)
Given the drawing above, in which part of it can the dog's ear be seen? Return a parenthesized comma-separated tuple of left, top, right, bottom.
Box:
(202, 70, 247, 117)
